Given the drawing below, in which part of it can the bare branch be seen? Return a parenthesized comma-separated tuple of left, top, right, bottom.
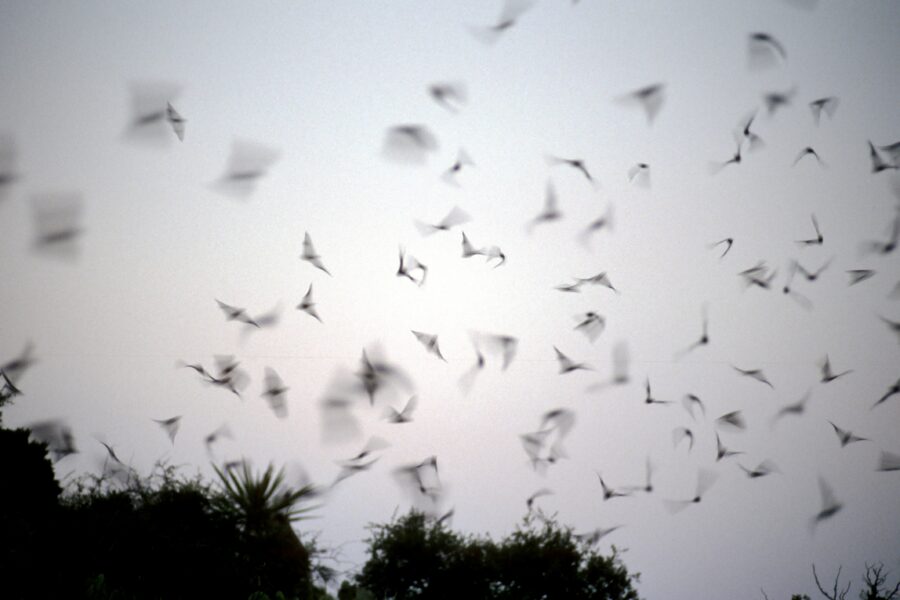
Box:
(813, 564, 849, 600)
(862, 563, 900, 600)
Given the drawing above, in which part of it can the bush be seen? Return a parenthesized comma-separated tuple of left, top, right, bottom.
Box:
(353, 510, 641, 600)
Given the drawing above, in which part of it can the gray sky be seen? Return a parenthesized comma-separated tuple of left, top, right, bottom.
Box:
(1, 1, 899, 597)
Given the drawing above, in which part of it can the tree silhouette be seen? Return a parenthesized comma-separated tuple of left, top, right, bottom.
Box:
(860, 563, 900, 600)
(353, 509, 641, 599)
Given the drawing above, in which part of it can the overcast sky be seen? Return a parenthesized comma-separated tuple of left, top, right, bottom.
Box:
(1, 1, 899, 598)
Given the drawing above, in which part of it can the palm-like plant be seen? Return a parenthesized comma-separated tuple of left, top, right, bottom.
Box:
(212, 461, 318, 534)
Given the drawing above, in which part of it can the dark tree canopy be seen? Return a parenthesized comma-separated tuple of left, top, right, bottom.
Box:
(352, 510, 641, 600)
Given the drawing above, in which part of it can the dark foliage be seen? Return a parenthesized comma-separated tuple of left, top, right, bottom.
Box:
(0, 410, 323, 600)
(353, 510, 641, 600)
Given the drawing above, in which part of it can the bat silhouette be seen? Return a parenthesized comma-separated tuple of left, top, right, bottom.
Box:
(763, 86, 796, 115)
(809, 96, 839, 124)
(528, 181, 562, 232)
(827, 421, 868, 447)
(415, 205, 471, 236)
(820, 355, 852, 383)
(732, 365, 774, 388)
(617, 83, 666, 124)
(153, 416, 181, 444)
(770, 391, 810, 426)
(579, 204, 615, 248)
(739, 459, 779, 478)
(810, 476, 842, 530)
(412, 330, 447, 362)
(28, 419, 78, 461)
(214, 140, 281, 197)
(573, 312, 606, 343)
(643, 378, 672, 405)
(739, 111, 765, 151)
(428, 82, 467, 113)
(442, 149, 475, 186)
(796, 214, 823, 246)
(664, 468, 718, 513)
(716, 410, 746, 431)
(468, 0, 536, 45)
(792, 146, 825, 167)
(262, 367, 289, 419)
(554, 346, 591, 373)
(672, 427, 694, 451)
(847, 269, 875, 286)
(577, 271, 618, 293)
(627, 163, 650, 187)
(301, 232, 331, 276)
(876, 450, 900, 472)
(710, 238, 734, 258)
(526, 488, 553, 511)
(216, 300, 260, 328)
(675, 307, 710, 358)
(386, 395, 418, 423)
(597, 472, 631, 500)
(682, 394, 705, 420)
(166, 102, 185, 141)
(709, 139, 743, 174)
(860, 213, 898, 255)
(748, 32, 787, 68)
(397, 246, 428, 286)
(546, 155, 595, 185)
(873, 376, 900, 408)
(383, 124, 438, 165)
(867, 141, 898, 174)
(296, 284, 322, 322)
(716, 433, 744, 461)
(0, 133, 18, 191)
(575, 526, 621, 545)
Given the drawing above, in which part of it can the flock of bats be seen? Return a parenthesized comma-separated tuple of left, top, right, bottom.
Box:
(1, 0, 899, 556)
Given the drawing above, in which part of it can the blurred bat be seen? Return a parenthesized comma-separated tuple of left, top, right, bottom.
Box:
(763, 86, 796, 116)
(732, 365, 774, 388)
(386, 395, 417, 423)
(682, 394, 705, 420)
(664, 467, 718, 513)
(809, 97, 839, 125)
(820, 355, 852, 383)
(792, 146, 825, 167)
(415, 205, 471, 236)
(748, 32, 786, 69)
(468, 0, 536, 45)
(441, 149, 474, 185)
(627, 163, 650, 187)
(383, 124, 438, 165)
(397, 246, 428, 286)
(297, 284, 322, 322)
(31, 193, 84, 260)
(554, 346, 590, 373)
(796, 214, 823, 246)
(573, 311, 605, 343)
(527, 181, 562, 232)
(546, 155, 595, 185)
(262, 367, 289, 418)
(153, 416, 181, 444)
(617, 83, 666, 124)
(827, 421, 868, 447)
(739, 459, 779, 478)
(28, 419, 78, 461)
(412, 330, 447, 362)
(429, 81, 467, 112)
(810, 476, 842, 530)
(301, 232, 331, 276)
(213, 139, 280, 197)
